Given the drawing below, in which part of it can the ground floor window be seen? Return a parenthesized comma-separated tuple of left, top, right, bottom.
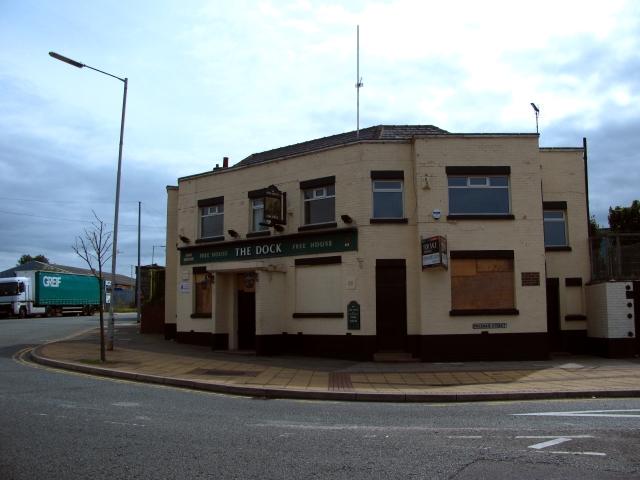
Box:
(450, 251, 515, 313)
(294, 259, 342, 316)
(193, 269, 212, 316)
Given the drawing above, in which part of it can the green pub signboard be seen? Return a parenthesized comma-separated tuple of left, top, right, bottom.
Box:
(181, 228, 358, 265)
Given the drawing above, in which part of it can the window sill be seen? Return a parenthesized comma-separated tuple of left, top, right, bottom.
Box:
(447, 214, 515, 220)
(450, 308, 519, 316)
(565, 314, 587, 321)
(298, 222, 338, 232)
(293, 312, 344, 318)
(191, 313, 212, 319)
(545, 246, 572, 252)
(246, 230, 271, 238)
(370, 218, 408, 224)
(195, 236, 224, 244)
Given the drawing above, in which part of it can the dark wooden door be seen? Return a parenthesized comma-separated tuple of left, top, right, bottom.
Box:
(634, 281, 640, 355)
(238, 291, 256, 350)
(546, 278, 561, 351)
(375, 260, 407, 351)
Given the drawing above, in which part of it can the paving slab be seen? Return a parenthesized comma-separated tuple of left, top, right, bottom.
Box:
(28, 324, 640, 402)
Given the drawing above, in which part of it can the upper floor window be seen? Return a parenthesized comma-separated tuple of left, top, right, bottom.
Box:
(251, 198, 268, 232)
(371, 171, 404, 220)
(300, 176, 335, 226)
(544, 210, 568, 247)
(304, 185, 335, 224)
(198, 196, 224, 239)
(448, 175, 510, 215)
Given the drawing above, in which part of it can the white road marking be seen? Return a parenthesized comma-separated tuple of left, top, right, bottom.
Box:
(514, 409, 640, 418)
(112, 402, 140, 407)
(447, 435, 483, 439)
(527, 437, 572, 449)
(516, 435, 605, 455)
(104, 421, 146, 427)
(547, 451, 606, 457)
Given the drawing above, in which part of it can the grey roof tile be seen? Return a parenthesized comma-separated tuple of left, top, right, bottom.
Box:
(236, 124, 447, 167)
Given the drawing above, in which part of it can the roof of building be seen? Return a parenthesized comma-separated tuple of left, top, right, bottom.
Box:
(0, 261, 134, 287)
(236, 125, 449, 167)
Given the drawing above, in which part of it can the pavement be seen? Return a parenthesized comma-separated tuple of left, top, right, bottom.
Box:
(29, 323, 640, 402)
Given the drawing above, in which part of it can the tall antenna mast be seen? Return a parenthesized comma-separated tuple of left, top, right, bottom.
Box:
(356, 25, 363, 138)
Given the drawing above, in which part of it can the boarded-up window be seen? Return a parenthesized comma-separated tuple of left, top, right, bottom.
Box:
(194, 271, 212, 315)
(451, 257, 514, 310)
(565, 285, 584, 317)
(295, 264, 342, 314)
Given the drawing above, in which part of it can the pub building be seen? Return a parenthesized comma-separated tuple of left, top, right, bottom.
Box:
(164, 125, 591, 361)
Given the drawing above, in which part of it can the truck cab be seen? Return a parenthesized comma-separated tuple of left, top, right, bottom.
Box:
(0, 276, 43, 318)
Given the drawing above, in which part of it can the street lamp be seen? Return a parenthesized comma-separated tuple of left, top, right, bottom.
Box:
(530, 102, 540, 134)
(49, 51, 128, 351)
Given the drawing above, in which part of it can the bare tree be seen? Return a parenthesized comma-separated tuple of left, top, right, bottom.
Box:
(72, 211, 112, 362)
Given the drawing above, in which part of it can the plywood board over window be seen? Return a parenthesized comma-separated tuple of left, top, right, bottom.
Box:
(451, 257, 514, 311)
(193, 271, 212, 315)
(294, 264, 342, 316)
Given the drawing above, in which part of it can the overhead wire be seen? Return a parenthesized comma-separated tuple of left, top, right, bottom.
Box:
(0, 209, 165, 230)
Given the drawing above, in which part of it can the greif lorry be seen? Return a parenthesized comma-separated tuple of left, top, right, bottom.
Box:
(0, 271, 101, 318)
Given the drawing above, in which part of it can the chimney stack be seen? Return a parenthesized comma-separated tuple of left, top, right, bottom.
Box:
(223, 157, 229, 168)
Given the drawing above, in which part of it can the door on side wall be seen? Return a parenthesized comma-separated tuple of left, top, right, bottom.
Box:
(375, 259, 407, 351)
(237, 290, 256, 350)
(546, 278, 561, 351)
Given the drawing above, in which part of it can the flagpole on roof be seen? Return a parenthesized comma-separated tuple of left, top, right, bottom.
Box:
(356, 25, 363, 139)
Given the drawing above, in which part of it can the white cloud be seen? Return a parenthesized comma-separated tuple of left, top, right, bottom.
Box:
(0, 0, 639, 269)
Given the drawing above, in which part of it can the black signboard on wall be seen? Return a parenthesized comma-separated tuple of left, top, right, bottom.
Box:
(422, 235, 448, 269)
(347, 301, 360, 330)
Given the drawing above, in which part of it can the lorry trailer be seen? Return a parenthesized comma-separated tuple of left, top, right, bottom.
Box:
(0, 271, 101, 318)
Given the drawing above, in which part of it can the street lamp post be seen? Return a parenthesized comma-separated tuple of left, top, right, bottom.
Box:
(49, 51, 127, 351)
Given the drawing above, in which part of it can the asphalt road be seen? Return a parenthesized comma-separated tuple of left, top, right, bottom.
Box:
(1, 316, 640, 479)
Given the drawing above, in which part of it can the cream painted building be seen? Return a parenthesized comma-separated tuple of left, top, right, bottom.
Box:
(164, 125, 592, 361)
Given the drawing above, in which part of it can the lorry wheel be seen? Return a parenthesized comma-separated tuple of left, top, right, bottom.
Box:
(19, 307, 27, 319)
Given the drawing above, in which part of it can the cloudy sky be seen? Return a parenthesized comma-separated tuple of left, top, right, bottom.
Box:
(1, 0, 639, 276)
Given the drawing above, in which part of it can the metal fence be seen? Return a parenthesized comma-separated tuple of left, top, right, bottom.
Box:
(590, 233, 640, 281)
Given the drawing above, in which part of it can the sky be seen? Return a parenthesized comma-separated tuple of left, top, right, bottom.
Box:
(1, 0, 639, 276)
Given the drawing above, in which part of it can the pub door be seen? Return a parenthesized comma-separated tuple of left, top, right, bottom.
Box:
(237, 290, 256, 350)
(375, 259, 408, 351)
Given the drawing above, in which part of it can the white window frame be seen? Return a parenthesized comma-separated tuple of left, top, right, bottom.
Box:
(303, 185, 335, 225)
(543, 209, 568, 247)
(448, 175, 511, 215)
(372, 179, 404, 219)
(200, 204, 224, 239)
